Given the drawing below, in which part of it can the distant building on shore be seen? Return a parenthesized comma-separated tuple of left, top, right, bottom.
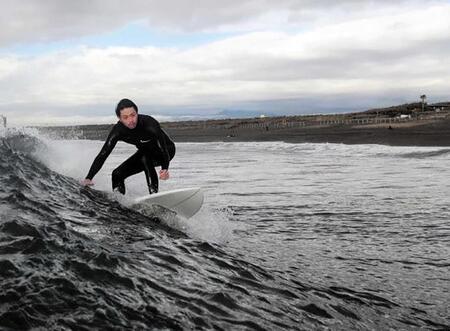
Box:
(429, 102, 450, 112)
(1, 115, 6, 128)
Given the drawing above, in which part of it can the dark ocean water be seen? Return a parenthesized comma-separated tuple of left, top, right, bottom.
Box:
(0, 130, 449, 330)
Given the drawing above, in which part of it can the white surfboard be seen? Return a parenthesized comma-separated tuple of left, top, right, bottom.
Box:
(132, 187, 204, 218)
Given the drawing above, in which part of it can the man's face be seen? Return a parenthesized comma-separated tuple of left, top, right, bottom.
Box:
(119, 107, 138, 129)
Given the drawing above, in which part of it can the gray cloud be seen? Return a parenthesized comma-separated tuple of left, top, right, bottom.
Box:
(0, 0, 418, 46)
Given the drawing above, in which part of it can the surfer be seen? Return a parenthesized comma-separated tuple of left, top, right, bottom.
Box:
(80, 98, 175, 194)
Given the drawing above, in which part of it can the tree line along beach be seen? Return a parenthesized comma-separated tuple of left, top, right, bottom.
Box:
(39, 100, 450, 147)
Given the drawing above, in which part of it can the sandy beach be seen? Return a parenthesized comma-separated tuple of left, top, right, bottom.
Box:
(39, 105, 450, 147)
(164, 118, 450, 146)
(41, 117, 450, 147)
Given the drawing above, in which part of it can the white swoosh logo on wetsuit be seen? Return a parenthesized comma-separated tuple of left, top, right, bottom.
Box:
(140, 139, 151, 143)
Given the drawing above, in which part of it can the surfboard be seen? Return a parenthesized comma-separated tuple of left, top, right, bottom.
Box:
(132, 187, 204, 218)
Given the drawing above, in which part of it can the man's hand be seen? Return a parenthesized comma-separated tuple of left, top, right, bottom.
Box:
(80, 178, 94, 187)
(159, 169, 170, 180)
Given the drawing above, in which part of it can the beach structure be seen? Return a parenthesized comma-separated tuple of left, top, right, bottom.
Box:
(1, 114, 6, 128)
(420, 94, 427, 112)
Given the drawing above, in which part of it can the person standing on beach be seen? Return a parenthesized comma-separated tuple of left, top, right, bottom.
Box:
(80, 98, 175, 194)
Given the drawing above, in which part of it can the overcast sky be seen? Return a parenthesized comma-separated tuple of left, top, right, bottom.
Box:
(1, 0, 449, 126)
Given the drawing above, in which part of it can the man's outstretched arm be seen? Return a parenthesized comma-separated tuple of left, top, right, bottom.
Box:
(81, 130, 118, 186)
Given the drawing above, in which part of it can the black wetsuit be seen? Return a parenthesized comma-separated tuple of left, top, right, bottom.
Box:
(85, 114, 175, 194)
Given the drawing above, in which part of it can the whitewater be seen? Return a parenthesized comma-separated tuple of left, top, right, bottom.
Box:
(0, 128, 449, 330)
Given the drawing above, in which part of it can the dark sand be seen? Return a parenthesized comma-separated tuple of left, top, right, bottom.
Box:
(39, 114, 450, 147)
(166, 118, 450, 147)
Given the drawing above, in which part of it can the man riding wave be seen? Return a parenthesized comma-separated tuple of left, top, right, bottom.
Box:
(81, 98, 175, 194)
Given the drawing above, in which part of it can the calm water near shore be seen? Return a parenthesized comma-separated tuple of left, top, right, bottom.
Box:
(1, 129, 449, 330)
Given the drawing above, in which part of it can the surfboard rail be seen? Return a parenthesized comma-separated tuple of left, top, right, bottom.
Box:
(133, 187, 204, 218)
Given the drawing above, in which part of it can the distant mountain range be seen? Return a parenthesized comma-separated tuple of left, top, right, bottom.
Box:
(217, 109, 277, 119)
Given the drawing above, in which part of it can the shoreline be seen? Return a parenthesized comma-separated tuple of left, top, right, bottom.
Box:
(37, 117, 450, 147)
(36, 105, 450, 147)
(166, 119, 450, 147)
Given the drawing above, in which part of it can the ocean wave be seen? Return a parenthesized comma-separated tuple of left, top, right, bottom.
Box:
(1, 133, 448, 330)
(398, 148, 450, 159)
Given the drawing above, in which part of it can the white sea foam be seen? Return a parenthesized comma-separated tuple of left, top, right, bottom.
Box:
(27, 136, 450, 246)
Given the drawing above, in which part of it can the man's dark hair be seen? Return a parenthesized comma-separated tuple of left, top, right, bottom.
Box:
(115, 98, 138, 117)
